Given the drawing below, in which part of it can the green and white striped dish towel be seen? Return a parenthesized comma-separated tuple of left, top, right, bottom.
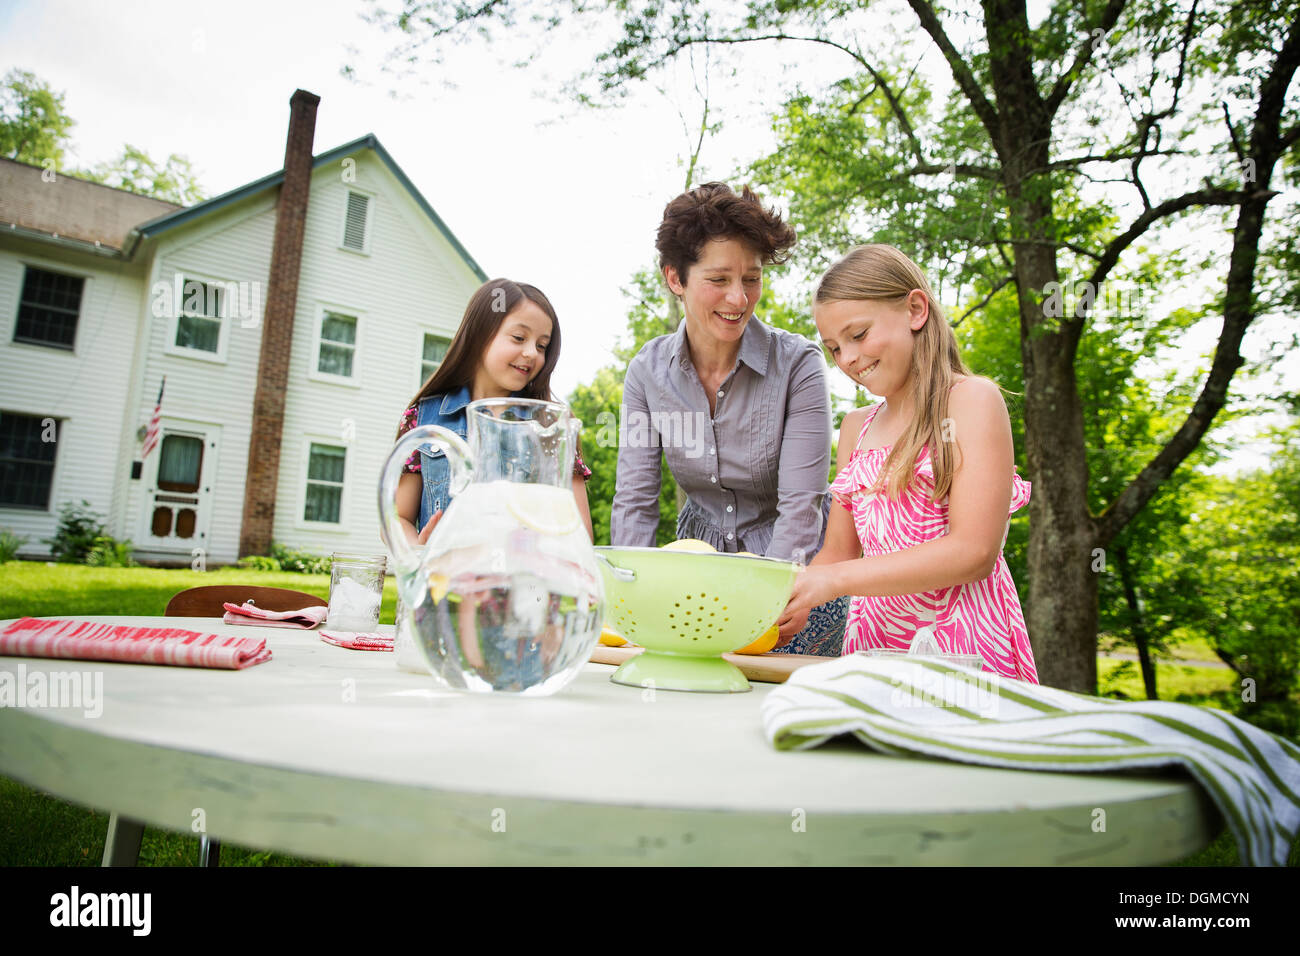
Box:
(761, 654, 1300, 866)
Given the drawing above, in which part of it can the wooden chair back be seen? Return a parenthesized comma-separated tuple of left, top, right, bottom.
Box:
(164, 585, 328, 618)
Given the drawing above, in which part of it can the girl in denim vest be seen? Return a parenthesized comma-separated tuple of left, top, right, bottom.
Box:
(394, 279, 593, 545)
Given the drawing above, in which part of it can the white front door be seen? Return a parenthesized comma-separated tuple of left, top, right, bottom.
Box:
(139, 422, 219, 553)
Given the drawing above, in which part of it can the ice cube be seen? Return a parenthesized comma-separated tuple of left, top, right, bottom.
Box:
(328, 575, 382, 630)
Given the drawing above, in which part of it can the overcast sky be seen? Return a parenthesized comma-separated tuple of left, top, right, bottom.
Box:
(0, 0, 848, 395)
(3, 0, 1292, 472)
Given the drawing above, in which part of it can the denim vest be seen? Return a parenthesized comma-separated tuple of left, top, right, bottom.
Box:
(415, 386, 473, 531)
(416, 386, 543, 529)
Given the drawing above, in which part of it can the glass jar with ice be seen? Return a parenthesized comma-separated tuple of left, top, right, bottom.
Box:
(326, 553, 387, 632)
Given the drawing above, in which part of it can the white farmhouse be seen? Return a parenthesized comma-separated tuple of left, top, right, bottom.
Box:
(0, 90, 486, 566)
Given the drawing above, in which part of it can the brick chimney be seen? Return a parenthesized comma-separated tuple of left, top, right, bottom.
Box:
(239, 89, 320, 557)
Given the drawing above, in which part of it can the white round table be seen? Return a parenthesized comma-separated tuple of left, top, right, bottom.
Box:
(0, 617, 1220, 865)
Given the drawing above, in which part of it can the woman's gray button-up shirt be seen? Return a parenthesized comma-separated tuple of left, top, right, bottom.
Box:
(610, 317, 832, 560)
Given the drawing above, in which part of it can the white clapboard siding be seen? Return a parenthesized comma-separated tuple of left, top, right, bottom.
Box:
(274, 153, 483, 557)
(124, 194, 278, 566)
(2, 143, 484, 569)
(0, 240, 150, 556)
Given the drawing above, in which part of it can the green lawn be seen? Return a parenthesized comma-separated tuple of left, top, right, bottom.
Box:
(1098, 658, 1240, 702)
(1, 561, 1295, 866)
(0, 560, 399, 623)
(1097, 632, 1225, 666)
(0, 776, 337, 866)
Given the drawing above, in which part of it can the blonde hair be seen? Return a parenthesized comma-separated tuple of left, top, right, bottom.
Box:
(815, 244, 971, 501)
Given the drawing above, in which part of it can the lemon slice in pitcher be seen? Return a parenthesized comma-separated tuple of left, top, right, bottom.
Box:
(505, 483, 580, 536)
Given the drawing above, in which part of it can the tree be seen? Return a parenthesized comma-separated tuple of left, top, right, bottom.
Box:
(569, 52, 721, 544)
(569, 269, 683, 547)
(1075, 313, 1233, 701)
(569, 365, 682, 546)
(567, 367, 622, 544)
(81, 144, 206, 205)
(1185, 423, 1300, 738)
(745, 0, 1299, 694)
(955, 256, 1234, 701)
(0, 68, 204, 204)
(364, 0, 1300, 692)
(0, 69, 74, 167)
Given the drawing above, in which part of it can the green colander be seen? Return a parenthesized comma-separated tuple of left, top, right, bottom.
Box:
(594, 546, 799, 693)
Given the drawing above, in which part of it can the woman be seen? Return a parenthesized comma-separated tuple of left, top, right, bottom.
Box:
(610, 182, 846, 653)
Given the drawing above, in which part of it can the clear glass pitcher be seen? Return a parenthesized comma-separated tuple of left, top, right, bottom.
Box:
(378, 398, 604, 695)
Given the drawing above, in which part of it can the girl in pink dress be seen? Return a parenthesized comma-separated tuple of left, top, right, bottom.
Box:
(780, 245, 1038, 683)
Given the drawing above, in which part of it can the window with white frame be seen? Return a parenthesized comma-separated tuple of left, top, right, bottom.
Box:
(304, 443, 346, 523)
(0, 412, 60, 509)
(14, 267, 84, 350)
(175, 277, 225, 354)
(317, 311, 358, 378)
(421, 333, 450, 385)
(341, 191, 370, 251)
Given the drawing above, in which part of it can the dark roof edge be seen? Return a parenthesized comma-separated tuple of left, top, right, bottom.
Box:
(128, 134, 488, 282)
(1, 221, 129, 260)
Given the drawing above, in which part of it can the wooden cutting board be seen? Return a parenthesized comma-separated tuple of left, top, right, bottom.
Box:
(588, 645, 836, 684)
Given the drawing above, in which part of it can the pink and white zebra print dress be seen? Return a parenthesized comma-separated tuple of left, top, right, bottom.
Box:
(831, 402, 1039, 683)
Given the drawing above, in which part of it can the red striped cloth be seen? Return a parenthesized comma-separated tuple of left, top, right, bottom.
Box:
(0, 617, 272, 669)
(320, 630, 394, 651)
(222, 601, 327, 629)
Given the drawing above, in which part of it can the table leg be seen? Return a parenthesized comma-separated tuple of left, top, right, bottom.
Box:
(199, 837, 221, 867)
(102, 813, 144, 867)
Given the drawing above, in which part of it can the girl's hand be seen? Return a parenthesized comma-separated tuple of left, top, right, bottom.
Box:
(782, 565, 840, 629)
(775, 607, 810, 647)
(417, 510, 443, 546)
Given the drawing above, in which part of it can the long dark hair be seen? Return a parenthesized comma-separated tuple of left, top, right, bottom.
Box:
(402, 278, 562, 422)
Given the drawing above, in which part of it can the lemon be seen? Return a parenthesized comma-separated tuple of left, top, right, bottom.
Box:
(662, 538, 716, 553)
(505, 484, 580, 536)
(428, 572, 450, 604)
(734, 623, 779, 656)
(599, 626, 628, 647)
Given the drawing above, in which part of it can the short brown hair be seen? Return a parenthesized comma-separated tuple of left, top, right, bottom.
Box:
(655, 182, 796, 282)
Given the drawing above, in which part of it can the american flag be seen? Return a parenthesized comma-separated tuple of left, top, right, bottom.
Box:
(141, 377, 165, 459)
